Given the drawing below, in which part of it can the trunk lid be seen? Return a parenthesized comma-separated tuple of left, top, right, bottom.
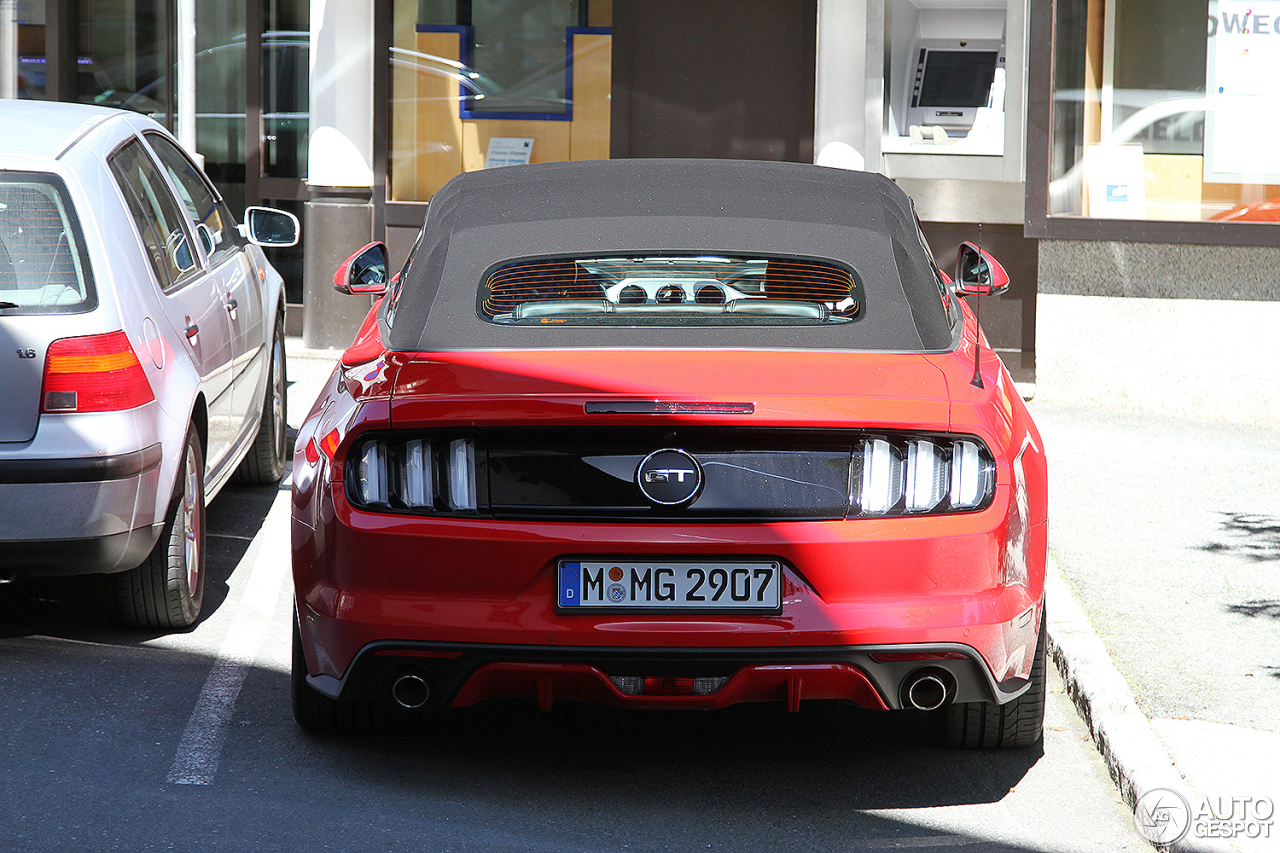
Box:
(0, 320, 44, 442)
(388, 349, 952, 430)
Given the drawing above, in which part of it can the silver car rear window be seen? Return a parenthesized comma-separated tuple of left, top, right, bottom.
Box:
(0, 173, 95, 315)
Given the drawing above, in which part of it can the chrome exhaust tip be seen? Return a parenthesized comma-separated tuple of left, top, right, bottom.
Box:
(902, 670, 951, 711)
(391, 673, 431, 710)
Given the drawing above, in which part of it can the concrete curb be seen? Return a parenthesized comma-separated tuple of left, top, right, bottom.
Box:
(1045, 554, 1237, 853)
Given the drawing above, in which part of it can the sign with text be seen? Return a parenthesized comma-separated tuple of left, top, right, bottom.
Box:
(483, 137, 534, 169)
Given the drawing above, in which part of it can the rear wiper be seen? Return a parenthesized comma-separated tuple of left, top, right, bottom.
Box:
(0, 301, 18, 309)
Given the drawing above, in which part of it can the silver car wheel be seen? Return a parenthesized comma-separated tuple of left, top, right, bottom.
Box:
(114, 427, 206, 629)
(181, 443, 202, 597)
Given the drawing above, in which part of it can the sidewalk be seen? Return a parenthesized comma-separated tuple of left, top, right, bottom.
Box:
(1028, 400, 1280, 852)
(283, 338, 343, 430)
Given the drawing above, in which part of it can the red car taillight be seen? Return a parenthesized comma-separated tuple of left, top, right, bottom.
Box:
(855, 436, 995, 515)
(348, 436, 477, 512)
(41, 331, 155, 413)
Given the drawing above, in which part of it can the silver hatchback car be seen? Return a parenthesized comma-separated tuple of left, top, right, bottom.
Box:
(0, 101, 297, 629)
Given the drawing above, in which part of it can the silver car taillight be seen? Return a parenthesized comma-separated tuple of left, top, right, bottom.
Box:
(855, 436, 994, 516)
(350, 436, 476, 513)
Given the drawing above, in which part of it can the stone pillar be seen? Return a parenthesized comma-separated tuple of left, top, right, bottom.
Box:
(814, 0, 880, 170)
(302, 187, 377, 350)
(303, 0, 377, 349)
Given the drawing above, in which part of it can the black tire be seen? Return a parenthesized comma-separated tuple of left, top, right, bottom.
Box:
(233, 316, 287, 485)
(937, 607, 1047, 749)
(292, 611, 374, 735)
(115, 427, 206, 629)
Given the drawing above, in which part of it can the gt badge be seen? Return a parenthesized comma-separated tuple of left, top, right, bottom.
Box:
(635, 448, 703, 506)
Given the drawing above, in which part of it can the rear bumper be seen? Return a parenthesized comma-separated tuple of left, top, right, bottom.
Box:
(0, 443, 162, 484)
(0, 443, 164, 575)
(305, 637, 1034, 712)
(294, 468, 1047, 714)
(0, 523, 163, 576)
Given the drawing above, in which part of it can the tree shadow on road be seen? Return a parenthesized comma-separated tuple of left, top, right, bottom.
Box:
(1227, 599, 1280, 619)
(1199, 512, 1280, 562)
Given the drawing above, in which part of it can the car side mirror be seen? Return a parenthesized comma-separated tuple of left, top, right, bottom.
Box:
(195, 222, 217, 256)
(242, 206, 300, 248)
(954, 242, 1010, 297)
(333, 241, 390, 296)
(167, 230, 196, 273)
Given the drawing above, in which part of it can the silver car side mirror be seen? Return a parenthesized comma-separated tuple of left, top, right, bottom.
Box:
(240, 206, 300, 248)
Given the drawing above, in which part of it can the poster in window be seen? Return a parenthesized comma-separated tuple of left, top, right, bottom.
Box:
(1205, 0, 1280, 182)
(1085, 144, 1147, 219)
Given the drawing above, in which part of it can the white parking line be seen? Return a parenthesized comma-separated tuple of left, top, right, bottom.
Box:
(167, 485, 291, 786)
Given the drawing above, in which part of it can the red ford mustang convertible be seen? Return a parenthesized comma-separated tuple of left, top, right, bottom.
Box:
(291, 159, 1047, 747)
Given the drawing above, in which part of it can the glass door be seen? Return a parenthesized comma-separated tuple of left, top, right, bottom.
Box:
(251, 0, 310, 305)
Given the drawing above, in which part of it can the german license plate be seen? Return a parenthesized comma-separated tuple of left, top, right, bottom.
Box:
(557, 560, 781, 612)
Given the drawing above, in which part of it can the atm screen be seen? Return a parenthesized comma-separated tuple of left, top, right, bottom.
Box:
(916, 50, 999, 108)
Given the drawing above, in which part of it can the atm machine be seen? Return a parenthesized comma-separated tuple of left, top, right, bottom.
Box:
(880, 0, 1035, 383)
(904, 26, 1004, 139)
(896, 7, 1007, 144)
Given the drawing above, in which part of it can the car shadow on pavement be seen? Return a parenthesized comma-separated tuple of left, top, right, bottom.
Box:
(0, 465, 287, 642)
(311, 698, 1043, 812)
(201, 471, 290, 619)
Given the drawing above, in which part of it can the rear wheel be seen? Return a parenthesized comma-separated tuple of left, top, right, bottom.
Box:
(115, 427, 205, 629)
(233, 316, 287, 484)
(292, 612, 376, 735)
(937, 608, 1047, 749)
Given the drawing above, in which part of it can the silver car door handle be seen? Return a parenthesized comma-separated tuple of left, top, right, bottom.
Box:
(184, 320, 199, 344)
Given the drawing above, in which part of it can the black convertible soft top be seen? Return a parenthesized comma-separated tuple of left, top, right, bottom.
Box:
(384, 158, 957, 352)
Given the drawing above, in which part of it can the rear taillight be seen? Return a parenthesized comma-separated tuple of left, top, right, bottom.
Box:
(41, 331, 155, 413)
(348, 435, 478, 513)
(853, 436, 995, 516)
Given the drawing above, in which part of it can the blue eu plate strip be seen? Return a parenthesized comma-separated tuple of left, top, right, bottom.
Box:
(558, 561, 581, 607)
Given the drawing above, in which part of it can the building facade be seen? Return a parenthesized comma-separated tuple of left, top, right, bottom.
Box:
(9, 0, 1278, 425)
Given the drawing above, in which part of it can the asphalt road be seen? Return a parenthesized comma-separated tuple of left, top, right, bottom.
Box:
(0, 349, 1153, 853)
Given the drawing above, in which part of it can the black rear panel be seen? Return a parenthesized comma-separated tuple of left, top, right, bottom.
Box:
(345, 426, 997, 522)
(484, 427, 852, 521)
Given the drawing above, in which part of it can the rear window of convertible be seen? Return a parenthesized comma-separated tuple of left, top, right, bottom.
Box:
(479, 255, 864, 326)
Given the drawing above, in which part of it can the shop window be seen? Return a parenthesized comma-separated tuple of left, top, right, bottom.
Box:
(1050, 0, 1280, 223)
(63, 0, 170, 110)
(389, 0, 612, 202)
